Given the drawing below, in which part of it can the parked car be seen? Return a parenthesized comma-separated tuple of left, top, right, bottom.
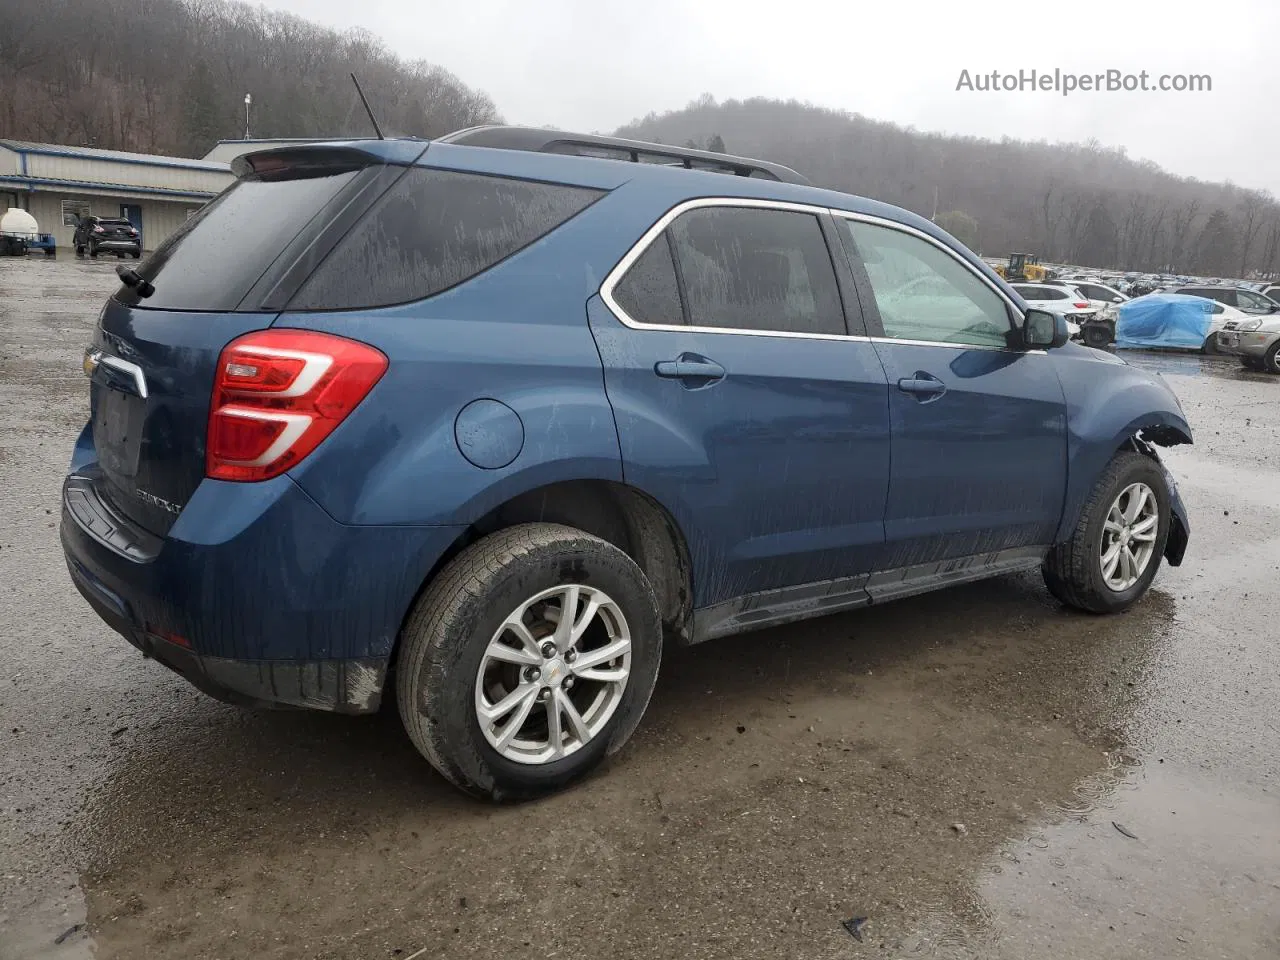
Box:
(1168, 284, 1280, 316)
(1070, 280, 1129, 308)
(61, 128, 1192, 800)
(1009, 282, 1096, 337)
(73, 216, 141, 259)
(1217, 316, 1280, 373)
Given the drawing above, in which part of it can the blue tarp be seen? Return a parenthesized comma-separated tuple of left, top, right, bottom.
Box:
(1115, 293, 1214, 350)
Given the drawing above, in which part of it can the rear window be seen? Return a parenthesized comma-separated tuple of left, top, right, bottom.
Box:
(120, 169, 361, 311)
(286, 169, 603, 311)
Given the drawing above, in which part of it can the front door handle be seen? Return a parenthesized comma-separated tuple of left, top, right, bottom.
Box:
(655, 355, 725, 382)
(897, 373, 947, 401)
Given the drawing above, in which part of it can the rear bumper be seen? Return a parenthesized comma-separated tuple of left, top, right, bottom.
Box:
(60, 464, 464, 713)
(65, 560, 387, 712)
(90, 239, 141, 252)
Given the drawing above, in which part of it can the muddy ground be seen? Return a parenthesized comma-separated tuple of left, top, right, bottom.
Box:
(1, 256, 1277, 959)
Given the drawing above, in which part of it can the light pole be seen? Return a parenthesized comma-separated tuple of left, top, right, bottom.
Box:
(244, 93, 252, 140)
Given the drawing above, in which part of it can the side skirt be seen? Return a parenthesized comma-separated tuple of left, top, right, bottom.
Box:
(689, 545, 1048, 644)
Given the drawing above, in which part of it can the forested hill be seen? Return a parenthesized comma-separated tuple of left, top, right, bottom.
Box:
(617, 96, 1280, 276)
(0, 0, 499, 159)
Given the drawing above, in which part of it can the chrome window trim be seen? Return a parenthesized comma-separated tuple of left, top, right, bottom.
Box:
(598, 196, 1045, 355)
(598, 196, 871, 343)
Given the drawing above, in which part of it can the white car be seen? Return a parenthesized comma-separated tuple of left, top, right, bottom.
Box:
(1010, 282, 1097, 337)
(1069, 280, 1129, 312)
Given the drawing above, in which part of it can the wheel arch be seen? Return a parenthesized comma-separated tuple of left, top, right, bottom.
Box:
(389, 478, 694, 674)
(1056, 395, 1192, 551)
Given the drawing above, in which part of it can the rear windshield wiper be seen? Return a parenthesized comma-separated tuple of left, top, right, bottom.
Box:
(116, 265, 155, 298)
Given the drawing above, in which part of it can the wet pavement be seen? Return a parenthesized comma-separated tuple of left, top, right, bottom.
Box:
(1, 256, 1277, 959)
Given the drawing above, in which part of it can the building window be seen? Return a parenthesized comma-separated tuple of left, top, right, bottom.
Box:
(61, 200, 91, 227)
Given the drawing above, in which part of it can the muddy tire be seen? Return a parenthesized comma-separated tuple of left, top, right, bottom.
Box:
(1264, 341, 1280, 375)
(396, 523, 662, 801)
(1042, 451, 1171, 614)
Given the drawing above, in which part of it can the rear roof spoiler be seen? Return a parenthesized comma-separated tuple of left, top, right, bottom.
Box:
(437, 125, 810, 185)
(232, 140, 428, 178)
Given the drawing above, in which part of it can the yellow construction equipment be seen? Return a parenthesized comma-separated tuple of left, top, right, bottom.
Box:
(993, 253, 1048, 283)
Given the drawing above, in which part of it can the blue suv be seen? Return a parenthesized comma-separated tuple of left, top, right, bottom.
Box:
(61, 127, 1192, 799)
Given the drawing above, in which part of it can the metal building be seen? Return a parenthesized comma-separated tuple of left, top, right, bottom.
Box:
(0, 140, 233, 253)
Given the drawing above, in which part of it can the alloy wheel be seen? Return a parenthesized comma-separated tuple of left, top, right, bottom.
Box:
(1100, 482, 1159, 591)
(474, 584, 631, 765)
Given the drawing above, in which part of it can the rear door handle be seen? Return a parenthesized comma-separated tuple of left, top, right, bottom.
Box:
(655, 355, 725, 382)
(897, 373, 947, 401)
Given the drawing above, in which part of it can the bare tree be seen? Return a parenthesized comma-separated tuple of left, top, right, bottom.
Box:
(0, 0, 500, 156)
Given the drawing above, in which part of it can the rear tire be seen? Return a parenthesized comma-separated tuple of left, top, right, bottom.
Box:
(396, 523, 662, 801)
(131, 251, 141, 259)
(1043, 451, 1171, 614)
(88, 244, 98, 259)
(1264, 341, 1280, 375)
(1082, 324, 1111, 349)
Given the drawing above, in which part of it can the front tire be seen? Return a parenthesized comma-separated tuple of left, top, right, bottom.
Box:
(396, 523, 662, 801)
(1043, 451, 1171, 614)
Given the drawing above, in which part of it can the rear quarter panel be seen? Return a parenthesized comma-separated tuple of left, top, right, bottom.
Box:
(279, 182, 675, 526)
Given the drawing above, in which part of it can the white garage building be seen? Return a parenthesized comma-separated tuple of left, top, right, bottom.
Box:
(0, 140, 233, 253)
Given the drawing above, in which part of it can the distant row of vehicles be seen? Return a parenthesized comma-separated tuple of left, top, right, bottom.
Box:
(1008, 260, 1280, 371)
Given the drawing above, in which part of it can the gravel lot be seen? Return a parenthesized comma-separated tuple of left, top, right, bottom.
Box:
(2, 255, 1278, 960)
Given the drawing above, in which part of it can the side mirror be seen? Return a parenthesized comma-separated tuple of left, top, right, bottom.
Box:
(1112, 296, 1124, 303)
(1021, 308, 1069, 349)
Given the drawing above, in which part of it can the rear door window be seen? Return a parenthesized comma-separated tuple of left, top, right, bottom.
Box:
(287, 169, 603, 311)
(611, 233, 685, 327)
(665, 206, 845, 336)
(121, 170, 362, 311)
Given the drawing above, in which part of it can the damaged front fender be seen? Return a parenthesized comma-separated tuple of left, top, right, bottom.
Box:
(1052, 350, 1193, 553)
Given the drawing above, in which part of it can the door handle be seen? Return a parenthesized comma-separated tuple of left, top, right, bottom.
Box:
(897, 374, 947, 401)
(655, 356, 725, 382)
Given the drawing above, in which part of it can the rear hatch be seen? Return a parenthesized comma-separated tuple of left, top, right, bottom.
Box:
(87, 144, 421, 536)
(94, 219, 137, 242)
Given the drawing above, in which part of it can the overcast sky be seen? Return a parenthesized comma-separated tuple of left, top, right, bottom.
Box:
(272, 0, 1277, 194)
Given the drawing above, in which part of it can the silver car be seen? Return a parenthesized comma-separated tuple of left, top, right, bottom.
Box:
(1217, 316, 1280, 373)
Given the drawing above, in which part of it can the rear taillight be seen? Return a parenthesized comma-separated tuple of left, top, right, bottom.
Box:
(1073, 301, 1090, 309)
(92, 225, 104, 234)
(207, 329, 387, 482)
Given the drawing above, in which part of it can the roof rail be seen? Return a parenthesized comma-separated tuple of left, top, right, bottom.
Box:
(436, 125, 810, 186)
